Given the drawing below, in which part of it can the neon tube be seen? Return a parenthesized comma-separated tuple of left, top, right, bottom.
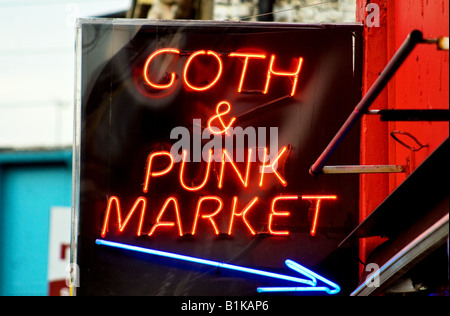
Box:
(183, 50, 223, 91)
(179, 149, 212, 191)
(207, 101, 236, 135)
(148, 197, 183, 237)
(256, 286, 336, 293)
(191, 196, 223, 235)
(143, 48, 180, 89)
(301, 195, 337, 236)
(228, 196, 259, 235)
(143, 151, 174, 193)
(95, 239, 316, 287)
(101, 196, 147, 238)
(257, 260, 341, 294)
(263, 56, 303, 96)
(268, 195, 298, 235)
(228, 53, 266, 93)
(285, 259, 340, 294)
(259, 146, 288, 187)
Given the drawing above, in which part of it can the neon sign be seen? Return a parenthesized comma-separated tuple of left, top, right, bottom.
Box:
(76, 20, 362, 296)
(207, 101, 236, 135)
(143, 48, 304, 96)
(100, 149, 338, 238)
(101, 77, 338, 238)
(143, 48, 180, 89)
(96, 239, 341, 295)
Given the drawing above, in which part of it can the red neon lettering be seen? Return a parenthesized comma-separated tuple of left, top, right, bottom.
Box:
(228, 196, 259, 235)
(259, 146, 288, 187)
(219, 149, 252, 189)
(148, 197, 183, 237)
(101, 196, 147, 238)
(141, 49, 305, 95)
(191, 196, 224, 235)
(179, 150, 212, 191)
(264, 55, 303, 96)
(207, 101, 237, 135)
(143, 48, 180, 89)
(229, 52, 267, 93)
(143, 151, 174, 193)
(268, 196, 299, 236)
(183, 50, 223, 91)
(301, 195, 337, 236)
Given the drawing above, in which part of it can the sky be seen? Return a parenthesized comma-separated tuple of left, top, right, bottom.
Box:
(0, 0, 132, 148)
(0, 0, 356, 149)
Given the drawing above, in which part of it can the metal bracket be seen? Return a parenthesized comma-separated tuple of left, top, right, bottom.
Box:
(367, 109, 450, 122)
(322, 165, 406, 175)
(309, 31, 448, 176)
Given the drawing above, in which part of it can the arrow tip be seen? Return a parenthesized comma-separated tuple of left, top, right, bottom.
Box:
(284, 259, 341, 295)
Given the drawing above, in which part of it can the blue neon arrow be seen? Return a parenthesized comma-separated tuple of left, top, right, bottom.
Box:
(95, 239, 340, 295)
(257, 260, 341, 295)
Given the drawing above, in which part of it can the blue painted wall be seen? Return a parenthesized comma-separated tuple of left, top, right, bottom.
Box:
(0, 149, 72, 296)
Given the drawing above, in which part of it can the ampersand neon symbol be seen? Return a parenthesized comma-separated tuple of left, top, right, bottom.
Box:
(207, 101, 237, 135)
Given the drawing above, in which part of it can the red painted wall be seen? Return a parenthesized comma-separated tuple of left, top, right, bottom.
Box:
(388, 0, 449, 190)
(357, 0, 449, 275)
(357, 0, 390, 274)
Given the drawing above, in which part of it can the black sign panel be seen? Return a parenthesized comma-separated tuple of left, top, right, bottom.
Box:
(74, 20, 362, 296)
